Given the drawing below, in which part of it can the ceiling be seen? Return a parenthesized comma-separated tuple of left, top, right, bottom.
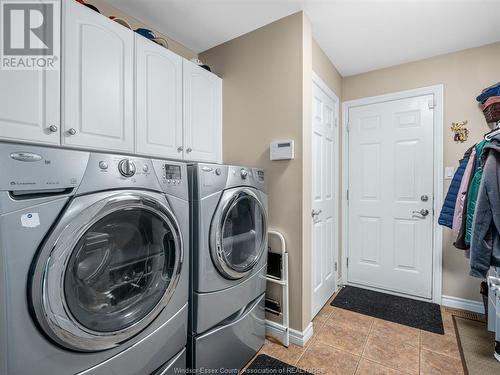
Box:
(106, 0, 500, 76)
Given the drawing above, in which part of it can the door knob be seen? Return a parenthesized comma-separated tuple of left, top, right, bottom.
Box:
(177, 146, 183, 153)
(67, 128, 77, 136)
(488, 276, 500, 292)
(48, 125, 58, 133)
(186, 147, 192, 153)
(412, 209, 429, 217)
(312, 209, 322, 218)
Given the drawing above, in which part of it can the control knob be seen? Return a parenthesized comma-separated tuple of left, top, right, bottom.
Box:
(240, 168, 248, 179)
(118, 159, 136, 177)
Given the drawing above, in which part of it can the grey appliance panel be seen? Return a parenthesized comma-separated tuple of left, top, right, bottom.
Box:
(190, 164, 266, 200)
(189, 163, 228, 199)
(192, 188, 268, 293)
(193, 294, 265, 372)
(77, 153, 162, 195)
(79, 304, 187, 375)
(0, 142, 89, 191)
(0, 193, 189, 375)
(153, 159, 189, 201)
(193, 264, 266, 334)
(154, 348, 186, 375)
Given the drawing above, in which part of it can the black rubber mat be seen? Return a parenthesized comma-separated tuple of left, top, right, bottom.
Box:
(331, 286, 444, 334)
(244, 354, 311, 374)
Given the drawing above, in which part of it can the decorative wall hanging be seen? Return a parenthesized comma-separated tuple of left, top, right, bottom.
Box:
(451, 121, 469, 143)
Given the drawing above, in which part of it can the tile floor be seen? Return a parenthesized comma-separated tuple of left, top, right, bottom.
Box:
(256, 296, 464, 375)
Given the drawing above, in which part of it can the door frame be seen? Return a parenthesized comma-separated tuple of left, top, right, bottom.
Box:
(341, 84, 444, 304)
(311, 72, 340, 316)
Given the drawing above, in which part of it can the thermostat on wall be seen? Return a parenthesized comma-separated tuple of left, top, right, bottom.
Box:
(270, 140, 295, 160)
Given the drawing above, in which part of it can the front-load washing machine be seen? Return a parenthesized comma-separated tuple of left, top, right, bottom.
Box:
(0, 142, 189, 375)
(188, 163, 268, 372)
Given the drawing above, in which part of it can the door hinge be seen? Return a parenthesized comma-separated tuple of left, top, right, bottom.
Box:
(428, 99, 435, 109)
(346, 122, 351, 133)
(335, 262, 338, 272)
(346, 189, 349, 202)
(346, 257, 349, 268)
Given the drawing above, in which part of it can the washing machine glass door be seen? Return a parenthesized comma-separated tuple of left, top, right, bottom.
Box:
(211, 188, 267, 279)
(30, 192, 183, 352)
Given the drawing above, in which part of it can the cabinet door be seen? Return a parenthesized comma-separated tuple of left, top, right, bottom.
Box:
(135, 35, 183, 159)
(63, 0, 134, 153)
(183, 60, 222, 163)
(0, 69, 60, 145)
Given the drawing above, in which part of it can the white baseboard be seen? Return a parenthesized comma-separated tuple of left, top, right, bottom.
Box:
(265, 320, 287, 344)
(289, 322, 313, 347)
(265, 320, 313, 347)
(441, 295, 485, 314)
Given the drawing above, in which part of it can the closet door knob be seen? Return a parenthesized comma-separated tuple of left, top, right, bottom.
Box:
(67, 128, 77, 136)
(186, 147, 192, 153)
(48, 125, 58, 133)
(177, 146, 183, 153)
(412, 209, 429, 217)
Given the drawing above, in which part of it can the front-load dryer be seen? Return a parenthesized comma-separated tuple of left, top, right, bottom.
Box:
(0, 142, 189, 375)
(188, 163, 268, 372)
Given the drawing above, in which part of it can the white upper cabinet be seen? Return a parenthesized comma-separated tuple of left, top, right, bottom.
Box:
(0, 69, 60, 145)
(62, 0, 134, 153)
(183, 59, 222, 163)
(135, 35, 183, 159)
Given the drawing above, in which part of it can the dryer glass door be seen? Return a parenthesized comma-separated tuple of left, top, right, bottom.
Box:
(212, 188, 267, 279)
(30, 192, 183, 352)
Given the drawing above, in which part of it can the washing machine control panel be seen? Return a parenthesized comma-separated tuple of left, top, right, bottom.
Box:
(118, 159, 136, 177)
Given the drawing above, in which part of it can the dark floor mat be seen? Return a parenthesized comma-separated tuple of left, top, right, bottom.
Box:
(244, 354, 311, 374)
(331, 286, 444, 334)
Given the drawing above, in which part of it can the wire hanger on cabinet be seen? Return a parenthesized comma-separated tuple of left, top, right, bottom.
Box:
(484, 120, 500, 140)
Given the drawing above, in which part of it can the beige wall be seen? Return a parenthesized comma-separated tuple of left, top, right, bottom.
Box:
(343, 42, 500, 302)
(200, 12, 312, 331)
(87, 0, 197, 60)
(312, 40, 342, 99)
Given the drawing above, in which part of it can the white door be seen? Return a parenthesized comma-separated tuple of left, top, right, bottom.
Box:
(348, 95, 434, 299)
(63, 0, 134, 153)
(183, 59, 222, 163)
(0, 69, 60, 145)
(135, 35, 183, 159)
(311, 79, 338, 317)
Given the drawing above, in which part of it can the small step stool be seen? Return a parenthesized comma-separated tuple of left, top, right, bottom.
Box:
(265, 230, 289, 347)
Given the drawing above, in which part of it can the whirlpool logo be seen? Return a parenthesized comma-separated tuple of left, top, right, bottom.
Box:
(0, 0, 60, 70)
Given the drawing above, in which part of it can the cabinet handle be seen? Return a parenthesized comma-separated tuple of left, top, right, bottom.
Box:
(48, 125, 58, 133)
(67, 128, 77, 136)
(177, 146, 183, 153)
(186, 147, 192, 153)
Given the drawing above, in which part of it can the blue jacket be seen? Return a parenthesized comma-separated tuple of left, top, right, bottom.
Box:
(438, 147, 473, 228)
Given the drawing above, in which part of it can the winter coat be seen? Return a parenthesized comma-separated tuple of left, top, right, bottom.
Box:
(470, 135, 500, 277)
(439, 146, 473, 228)
(465, 140, 488, 246)
(452, 147, 476, 236)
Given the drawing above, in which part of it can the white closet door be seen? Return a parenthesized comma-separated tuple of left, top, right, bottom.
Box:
(0, 69, 60, 145)
(348, 95, 434, 299)
(62, 0, 134, 153)
(135, 35, 183, 159)
(311, 80, 338, 317)
(183, 59, 222, 163)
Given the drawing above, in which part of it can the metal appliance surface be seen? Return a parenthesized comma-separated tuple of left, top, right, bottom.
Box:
(188, 163, 268, 372)
(0, 142, 189, 375)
